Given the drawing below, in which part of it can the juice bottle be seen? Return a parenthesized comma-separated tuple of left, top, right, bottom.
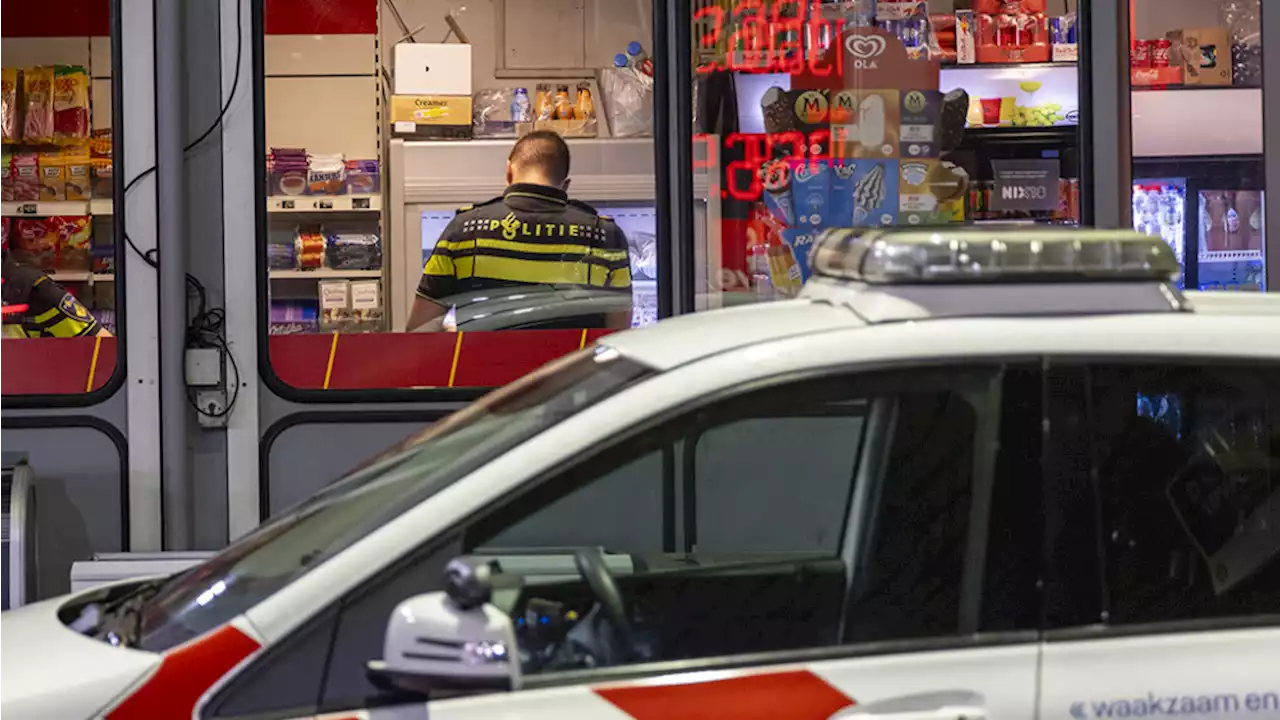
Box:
(554, 85, 573, 120)
(534, 83, 553, 121)
(574, 83, 594, 120)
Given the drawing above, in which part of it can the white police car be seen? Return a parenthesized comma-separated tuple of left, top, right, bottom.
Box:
(4, 228, 1279, 720)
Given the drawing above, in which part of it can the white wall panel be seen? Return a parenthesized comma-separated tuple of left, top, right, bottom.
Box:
(0, 38, 90, 68)
(264, 75, 379, 157)
(264, 34, 376, 76)
(90, 36, 112, 77)
(1131, 88, 1261, 157)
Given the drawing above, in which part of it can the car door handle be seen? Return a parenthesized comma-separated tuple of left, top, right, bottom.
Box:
(829, 690, 988, 720)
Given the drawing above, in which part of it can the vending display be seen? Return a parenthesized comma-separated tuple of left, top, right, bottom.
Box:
(1132, 180, 1187, 286)
(1132, 177, 1267, 292)
(1198, 189, 1265, 291)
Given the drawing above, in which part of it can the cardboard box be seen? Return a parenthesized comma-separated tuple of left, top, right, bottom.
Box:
(531, 118, 598, 138)
(390, 95, 473, 140)
(394, 44, 472, 96)
(1168, 28, 1232, 86)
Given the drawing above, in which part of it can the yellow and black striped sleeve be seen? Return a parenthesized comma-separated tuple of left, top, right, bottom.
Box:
(417, 215, 466, 304)
(24, 276, 101, 338)
(599, 220, 633, 291)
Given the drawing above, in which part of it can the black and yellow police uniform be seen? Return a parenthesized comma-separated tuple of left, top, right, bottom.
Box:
(2, 256, 102, 338)
(418, 183, 632, 305)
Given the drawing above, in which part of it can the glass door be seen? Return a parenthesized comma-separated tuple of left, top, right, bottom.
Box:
(1129, 0, 1266, 291)
(688, 0, 1086, 312)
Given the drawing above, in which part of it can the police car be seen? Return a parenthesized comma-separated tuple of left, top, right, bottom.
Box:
(4, 228, 1279, 720)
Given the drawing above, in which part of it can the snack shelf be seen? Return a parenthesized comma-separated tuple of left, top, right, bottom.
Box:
(270, 269, 383, 280)
(267, 195, 382, 213)
(942, 61, 1077, 72)
(48, 271, 114, 283)
(2, 201, 93, 217)
(1200, 250, 1263, 265)
(959, 125, 1078, 146)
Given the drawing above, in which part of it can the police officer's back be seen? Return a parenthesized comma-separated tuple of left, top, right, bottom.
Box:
(407, 131, 632, 331)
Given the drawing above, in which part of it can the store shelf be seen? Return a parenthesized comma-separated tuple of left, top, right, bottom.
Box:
(943, 61, 1077, 72)
(49, 271, 114, 283)
(267, 195, 382, 213)
(1200, 250, 1263, 265)
(270, 269, 383, 279)
(959, 125, 1078, 147)
(2, 201, 91, 217)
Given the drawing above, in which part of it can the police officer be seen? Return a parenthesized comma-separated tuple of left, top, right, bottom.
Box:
(2, 249, 110, 338)
(407, 130, 632, 331)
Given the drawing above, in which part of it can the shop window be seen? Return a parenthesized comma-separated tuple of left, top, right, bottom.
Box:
(2, 0, 120, 399)
(1130, 0, 1266, 291)
(261, 0, 658, 393)
(691, 0, 1082, 310)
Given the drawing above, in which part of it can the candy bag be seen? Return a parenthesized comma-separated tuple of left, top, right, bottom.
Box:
(23, 66, 55, 144)
(13, 218, 57, 271)
(53, 65, 91, 142)
(2, 68, 19, 143)
(51, 215, 92, 271)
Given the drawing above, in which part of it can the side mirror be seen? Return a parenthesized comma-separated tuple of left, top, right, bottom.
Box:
(367, 558, 520, 695)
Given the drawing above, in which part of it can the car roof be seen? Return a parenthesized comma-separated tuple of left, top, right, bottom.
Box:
(603, 283, 1280, 371)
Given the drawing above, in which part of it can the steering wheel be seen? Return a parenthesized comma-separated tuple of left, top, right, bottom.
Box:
(573, 547, 637, 660)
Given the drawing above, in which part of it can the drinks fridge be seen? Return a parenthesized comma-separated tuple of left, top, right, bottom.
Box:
(1133, 168, 1267, 292)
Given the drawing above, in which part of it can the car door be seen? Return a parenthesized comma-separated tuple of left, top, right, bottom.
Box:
(276, 362, 1047, 720)
(1037, 360, 1280, 720)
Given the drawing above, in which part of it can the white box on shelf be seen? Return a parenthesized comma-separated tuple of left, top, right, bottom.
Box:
(394, 44, 473, 96)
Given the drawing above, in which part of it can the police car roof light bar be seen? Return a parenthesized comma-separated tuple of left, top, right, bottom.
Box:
(810, 228, 1181, 285)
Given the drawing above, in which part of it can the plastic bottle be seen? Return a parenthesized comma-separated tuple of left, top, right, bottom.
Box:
(511, 87, 531, 122)
(554, 85, 573, 120)
(626, 41, 654, 77)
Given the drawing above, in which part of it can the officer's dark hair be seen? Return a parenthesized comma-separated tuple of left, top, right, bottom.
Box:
(509, 130, 571, 186)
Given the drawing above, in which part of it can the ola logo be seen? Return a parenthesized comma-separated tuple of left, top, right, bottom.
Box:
(831, 91, 857, 124)
(904, 91, 928, 114)
(794, 91, 828, 125)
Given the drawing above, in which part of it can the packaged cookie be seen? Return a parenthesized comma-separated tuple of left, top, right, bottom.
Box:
(12, 152, 41, 201)
(38, 148, 66, 200)
(63, 142, 91, 200)
(1, 148, 12, 201)
(53, 65, 90, 142)
(308, 154, 345, 195)
(2, 68, 19, 144)
(13, 217, 58, 270)
(23, 66, 55, 145)
(51, 215, 92, 271)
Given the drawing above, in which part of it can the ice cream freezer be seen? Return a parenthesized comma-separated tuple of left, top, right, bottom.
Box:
(387, 138, 722, 331)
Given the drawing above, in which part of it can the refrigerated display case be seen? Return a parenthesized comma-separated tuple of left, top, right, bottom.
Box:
(389, 138, 720, 330)
(1133, 161, 1267, 291)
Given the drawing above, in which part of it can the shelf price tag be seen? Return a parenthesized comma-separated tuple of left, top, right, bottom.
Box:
(16, 203, 38, 215)
(352, 197, 370, 210)
(991, 159, 1060, 213)
(315, 199, 334, 210)
(279, 199, 296, 210)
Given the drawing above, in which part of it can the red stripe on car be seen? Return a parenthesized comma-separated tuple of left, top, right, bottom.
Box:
(106, 624, 261, 719)
(595, 669, 855, 719)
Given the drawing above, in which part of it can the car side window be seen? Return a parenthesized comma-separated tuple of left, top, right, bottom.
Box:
(1043, 362, 1280, 628)
(460, 365, 1043, 677)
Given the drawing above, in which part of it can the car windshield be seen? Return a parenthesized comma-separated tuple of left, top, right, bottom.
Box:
(133, 346, 654, 652)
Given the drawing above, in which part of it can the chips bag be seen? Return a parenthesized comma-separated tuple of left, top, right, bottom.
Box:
(23, 67, 55, 144)
(2, 68, 19, 144)
(53, 65, 90, 142)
